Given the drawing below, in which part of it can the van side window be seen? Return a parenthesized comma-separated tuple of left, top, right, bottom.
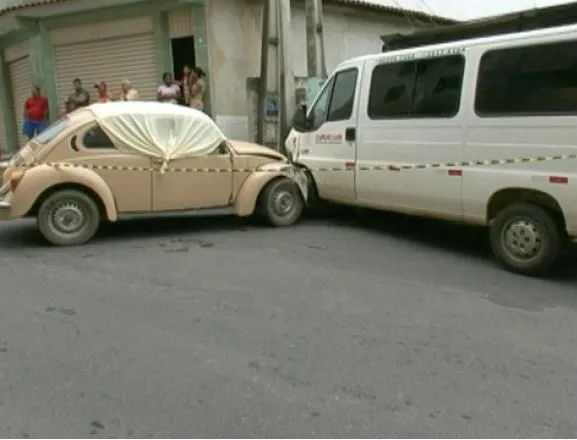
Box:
(368, 61, 414, 118)
(475, 40, 577, 116)
(82, 126, 116, 149)
(412, 56, 465, 118)
(308, 77, 335, 131)
(368, 55, 465, 119)
(326, 69, 358, 122)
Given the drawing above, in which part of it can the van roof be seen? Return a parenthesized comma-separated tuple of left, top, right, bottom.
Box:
(336, 21, 577, 70)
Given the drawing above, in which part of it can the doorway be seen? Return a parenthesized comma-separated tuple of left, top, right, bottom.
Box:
(171, 36, 196, 83)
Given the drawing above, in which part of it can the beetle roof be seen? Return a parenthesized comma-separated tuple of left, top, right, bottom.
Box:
(88, 101, 226, 165)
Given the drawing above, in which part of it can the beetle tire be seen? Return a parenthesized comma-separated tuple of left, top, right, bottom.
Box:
(490, 203, 563, 276)
(37, 189, 101, 246)
(260, 177, 304, 227)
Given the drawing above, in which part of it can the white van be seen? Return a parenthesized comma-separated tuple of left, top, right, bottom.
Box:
(286, 23, 577, 276)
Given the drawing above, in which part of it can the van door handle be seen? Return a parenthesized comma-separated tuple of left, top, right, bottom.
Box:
(345, 127, 356, 142)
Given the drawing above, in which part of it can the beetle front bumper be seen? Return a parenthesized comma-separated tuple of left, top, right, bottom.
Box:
(0, 199, 11, 221)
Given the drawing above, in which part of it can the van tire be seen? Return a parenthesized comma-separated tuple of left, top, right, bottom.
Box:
(37, 189, 101, 246)
(260, 178, 304, 227)
(490, 203, 563, 275)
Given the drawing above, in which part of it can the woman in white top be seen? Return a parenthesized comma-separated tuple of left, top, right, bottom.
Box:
(156, 72, 180, 104)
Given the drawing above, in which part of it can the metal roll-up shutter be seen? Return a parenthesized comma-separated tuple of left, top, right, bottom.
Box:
(53, 33, 158, 106)
(9, 57, 32, 148)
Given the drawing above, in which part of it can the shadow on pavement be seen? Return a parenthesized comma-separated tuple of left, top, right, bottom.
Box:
(0, 216, 256, 249)
(0, 207, 575, 281)
(311, 205, 577, 283)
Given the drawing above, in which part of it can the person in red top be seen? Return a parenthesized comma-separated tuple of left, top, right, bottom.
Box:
(23, 86, 49, 140)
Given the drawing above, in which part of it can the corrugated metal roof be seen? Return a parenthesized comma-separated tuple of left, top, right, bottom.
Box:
(334, 0, 453, 21)
(0, 0, 69, 16)
(0, 0, 457, 23)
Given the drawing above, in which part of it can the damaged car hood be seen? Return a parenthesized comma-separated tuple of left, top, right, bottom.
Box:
(228, 140, 288, 161)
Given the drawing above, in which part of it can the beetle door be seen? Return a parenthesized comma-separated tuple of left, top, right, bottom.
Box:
(151, 150, 233, 211)
(68, 124, 153, 213)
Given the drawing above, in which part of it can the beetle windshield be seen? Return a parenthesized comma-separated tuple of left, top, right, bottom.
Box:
(33, 117, 70, 146)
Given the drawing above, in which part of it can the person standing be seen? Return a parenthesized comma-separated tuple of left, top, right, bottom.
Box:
(60, 98, 77, 116)
(119, 79, 140, 101)
(69, 78, 90, 108)
(156, 72, 180, 104)
(188, 67, 206, 111)
(177, 65, 191, 106)
(93, 81, 112, 102)
(22, 85, 49, 140)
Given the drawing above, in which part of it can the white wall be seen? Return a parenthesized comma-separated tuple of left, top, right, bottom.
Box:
(206, 0, 418, 139)
(290, 4, 412, 77)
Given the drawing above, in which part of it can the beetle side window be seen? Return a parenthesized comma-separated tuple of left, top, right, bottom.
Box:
(82, 126, 116, 149)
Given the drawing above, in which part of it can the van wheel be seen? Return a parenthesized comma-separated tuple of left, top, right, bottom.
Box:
(490, 203, 563, 275)
(260, 178, 304, 227)
(37, 189, 100, 246)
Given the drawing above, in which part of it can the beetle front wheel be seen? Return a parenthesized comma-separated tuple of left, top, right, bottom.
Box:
(260, 178, 304, 227)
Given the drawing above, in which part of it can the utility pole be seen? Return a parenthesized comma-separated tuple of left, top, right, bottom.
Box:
(258, 0, 295, 153)
(305, 0, 327, 78)
(258, 0, 320, 151)
(258, 0, 280, 149)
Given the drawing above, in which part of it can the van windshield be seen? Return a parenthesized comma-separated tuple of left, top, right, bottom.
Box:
(33, 117, 70, 146)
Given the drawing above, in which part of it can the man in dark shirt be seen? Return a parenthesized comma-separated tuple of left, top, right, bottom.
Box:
(69, 78, 90, 108)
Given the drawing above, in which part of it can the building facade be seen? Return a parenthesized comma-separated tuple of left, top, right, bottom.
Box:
(0, 0, 452, 153)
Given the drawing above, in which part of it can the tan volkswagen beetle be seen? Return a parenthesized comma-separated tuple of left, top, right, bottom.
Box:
(0, 102, 308, 246)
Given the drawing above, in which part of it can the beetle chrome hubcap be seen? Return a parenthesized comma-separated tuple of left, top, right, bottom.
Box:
(51, 202, 86, 234)
(503, 218, 542, 260)
(272, 190, 294, 216)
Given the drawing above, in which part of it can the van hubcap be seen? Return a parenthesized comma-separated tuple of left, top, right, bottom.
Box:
(51, 202, 86, 234)
(272, 190, 294, 216)
(502, 218, 542, 260)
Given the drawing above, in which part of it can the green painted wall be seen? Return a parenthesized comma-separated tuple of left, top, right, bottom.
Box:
(0, 0, 210, 151)
(153, 11, 172, 78)
(40, 0, 198, 30)
(0, 50, 17, 154)
(29, 22, 58, 121)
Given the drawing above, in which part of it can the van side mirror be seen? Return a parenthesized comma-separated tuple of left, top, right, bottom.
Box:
(292, 104, 309, 133)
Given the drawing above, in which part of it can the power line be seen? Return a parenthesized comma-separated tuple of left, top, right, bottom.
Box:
(415, 0, 441, 25)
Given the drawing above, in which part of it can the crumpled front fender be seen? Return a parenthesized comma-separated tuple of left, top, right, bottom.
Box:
(257, 161, 309, 202)
(234, 161, 309, 217)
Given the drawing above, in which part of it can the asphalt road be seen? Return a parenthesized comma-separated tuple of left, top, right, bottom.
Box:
(0, 210, 575, 438)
